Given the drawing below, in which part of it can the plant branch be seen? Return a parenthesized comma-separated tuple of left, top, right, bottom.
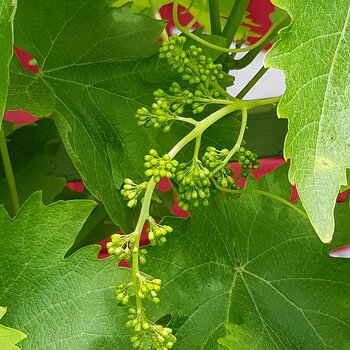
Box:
(208, 0, 221, 35)
(169, 96, 280, 159)
(222, 0, 250, 46)
(0, 127, 20, 216)
(236, 67, 269, 99)
(132, 179, 156, 313)
(227, 16, 290, 70)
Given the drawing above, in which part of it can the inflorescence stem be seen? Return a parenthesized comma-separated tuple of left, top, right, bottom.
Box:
(210, 108, 248, 176)
(130, 95, 280, 336)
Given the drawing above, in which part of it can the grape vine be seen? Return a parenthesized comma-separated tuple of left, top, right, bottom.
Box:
(106, 34, 280, 349)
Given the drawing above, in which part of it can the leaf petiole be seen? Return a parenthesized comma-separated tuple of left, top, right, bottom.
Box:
(0, 127, 20, 216)
(212, 177, 308, 219)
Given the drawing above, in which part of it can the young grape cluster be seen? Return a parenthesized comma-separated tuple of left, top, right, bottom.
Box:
(175, 161, 211, 210)
(159, 35, 225, 90)
(135, 105, 173, 133)
(114, 282, 132, 305)
(136, 275, 162, 305)
(202, 146, 237, 188)
(147, 221, 173, 246)
(238, 146, 259, 177)
(127, 307, 176, 350)
(106, 233, 136, 262)
(121, 178, 148, 208)
(144, 149, 178, 183)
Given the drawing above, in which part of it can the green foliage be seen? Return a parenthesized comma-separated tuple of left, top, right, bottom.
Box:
(146, 165, 350, 349)
(0, 193, 133, 349)
(7, 1, 166, 232)
(265, 0, 350, 243)
(1, 0, 350, 349)
(0, 306, 26, 350)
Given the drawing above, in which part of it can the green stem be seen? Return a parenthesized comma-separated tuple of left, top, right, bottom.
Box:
(212, 178, 308, 219)
(193, 134, 202, 162)
(187, 0, 207, 28)
(227, 16, 291, 70)
(211, 81, 235, 100)
(169, 96, 280, 158)
(208, 0, 221, 35)
(236, 67, 269, 99)
(132, 179, 156, 313)
(176, 116, 198, 125)
(0, 127, 19, 216)
(210, 108, 247, 175)
(222, 0, 250, 46)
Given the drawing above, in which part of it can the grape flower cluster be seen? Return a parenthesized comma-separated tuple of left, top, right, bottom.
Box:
(144, 149, 178, 183)
(238, 146, 259, 177)
(202, 146, 237, 188)
(121, 178, 148, 208)
(147, 219, 173, 246)
(127, 307, 176, 350)
(159, 35, 225, 90)
(175, 161, 211, 210)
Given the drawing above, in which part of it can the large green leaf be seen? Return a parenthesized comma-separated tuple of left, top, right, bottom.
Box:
(0, 0, 16, 121)
(0, 120, 66, 213)
(7, 1, 168, 232)
(145, 165, 350, 349)
(0, 307, 26, 350)
(0, 193, 133, 349)
(7, 1, 243, 233)
(264, 1, 350, 243)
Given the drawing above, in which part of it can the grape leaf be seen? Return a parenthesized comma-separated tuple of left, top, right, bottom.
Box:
(145, 165, 350, 349)
(0, 119, 66, 213)
(6, 1, 169, 232)
(7, 1, 242, 233)
(0, 0, 16, 121)
(0, 306, 26, 350)
(0, 193, 133, 349)
(264, 1, 350, 243)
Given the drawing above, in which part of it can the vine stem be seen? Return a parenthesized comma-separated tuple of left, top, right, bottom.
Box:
(131, 95, 280, 319)
(211, 178, 308, 219)
(236, 67, 269, 99)
(132, 178, 156, 314)
(0, 127, 20, 216)
(222, 0, 250, 46)
(208, 0, 221, 35)
(169, 96, 280, 159)
(193, 134, 202, 163)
